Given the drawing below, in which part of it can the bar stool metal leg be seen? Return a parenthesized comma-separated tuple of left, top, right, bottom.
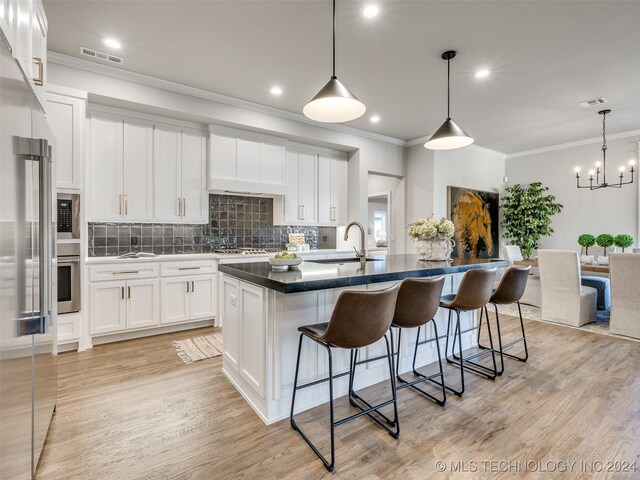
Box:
(477, 301, 529, 370)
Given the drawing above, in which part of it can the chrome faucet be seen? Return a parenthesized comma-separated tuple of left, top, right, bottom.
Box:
(344, 221, 367, 267)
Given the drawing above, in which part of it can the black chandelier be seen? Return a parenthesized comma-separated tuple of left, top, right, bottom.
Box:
(575, 109, 635, 190)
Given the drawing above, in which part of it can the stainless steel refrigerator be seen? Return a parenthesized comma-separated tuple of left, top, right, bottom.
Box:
(0, 36, 57, 479)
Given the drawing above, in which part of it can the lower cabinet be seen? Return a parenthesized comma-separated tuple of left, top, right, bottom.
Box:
(160, 274, 216, 325)
(88, 259, 217, 340)
(89, 279, 159, 335)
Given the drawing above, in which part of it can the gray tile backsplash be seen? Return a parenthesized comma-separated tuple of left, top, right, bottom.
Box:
(88, 194, 337, 256)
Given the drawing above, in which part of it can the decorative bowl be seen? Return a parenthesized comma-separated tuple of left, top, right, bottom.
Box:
(268, 256, 302, 271)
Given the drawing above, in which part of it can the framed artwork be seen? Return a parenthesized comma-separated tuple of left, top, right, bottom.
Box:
(447, 186, 500, 259)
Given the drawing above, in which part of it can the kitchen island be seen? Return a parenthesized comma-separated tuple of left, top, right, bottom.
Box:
(218, 255, 507, 424)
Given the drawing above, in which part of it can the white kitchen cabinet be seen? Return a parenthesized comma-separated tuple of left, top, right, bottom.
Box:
(14, 0, 31, 87)
(89, 278, 159, 334)
(46, 89, 86, 190)
(153, 126, 207, 224)
(89, 114, 154, 222)
(209, 128, 286, 195)
(0, 0, 17, 53)
(282, 149, 317, 225)
(318, 155, 348, 225)
(160, 273, 215, 325)
(89, 114, 123, 221)
(30, 0, 46, 107)
(89, 280, 126, 335)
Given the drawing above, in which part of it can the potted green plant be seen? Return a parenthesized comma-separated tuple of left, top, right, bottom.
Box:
(596, 233, 614, 265)
(501, 182, 563, 259)
(577, 234, 596, 264)
(408, 217, 455, 261)
(614, 234, 634, 252)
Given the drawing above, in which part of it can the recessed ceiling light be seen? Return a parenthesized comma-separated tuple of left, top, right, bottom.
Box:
(270, 86, 283, 96)
(475, 69, 490, 79)
(103, 38, 121, 49)
(370, 115, 380, 123)
(361, 4, 380, 18)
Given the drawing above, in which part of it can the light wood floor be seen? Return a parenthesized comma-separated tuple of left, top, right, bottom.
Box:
(36, 317, 640, 480)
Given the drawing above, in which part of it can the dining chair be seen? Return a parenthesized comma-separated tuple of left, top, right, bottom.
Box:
(538, 250, 597, 327)
(502, 245, 541, 308)
(609, 253, 640, 339)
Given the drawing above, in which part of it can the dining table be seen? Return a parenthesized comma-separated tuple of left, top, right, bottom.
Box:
(514, 259, 610, 274)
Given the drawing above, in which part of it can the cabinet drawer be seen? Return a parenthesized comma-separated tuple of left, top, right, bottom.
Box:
(57, 312, 80, 343)
(160, 261, 217, 277)
(88, 262, 159, 282)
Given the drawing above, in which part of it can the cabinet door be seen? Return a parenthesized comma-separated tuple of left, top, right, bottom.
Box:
(89, 114, 123, 221)
(298, 152, 317, 224)
(14, 0, 31, 81)
(210, 134, 236, 179)
(240, 282, 265, 397)
(236, 139, 260, 182)
(123, 120, 153, 222)
(153, 126, 182, 222)
(0, 0, 17, 52)
(317, 154, 332, 224)
(283, 150, 301, 224)
(30, 0, 46, 107)
(189, 274, 216, 320)
(126, 279, 159, 329)
(181, 130, 208, 224)
(221, 276, 240, 370)
(332, 158, 348, 225)
(160, 277, 190, 324)
(46, 93, 83, 190)
(89, 281, 126, 335)
(260, 143, 284, 185)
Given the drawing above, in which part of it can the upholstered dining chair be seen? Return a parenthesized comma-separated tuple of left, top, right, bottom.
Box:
(538, 250, 597, 327)
(502, 245, 541, 308)
(609, 253, 640, 339)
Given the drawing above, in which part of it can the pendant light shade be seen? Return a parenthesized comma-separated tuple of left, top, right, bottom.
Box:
(425, 50, 474, 150)
(304, 0, 366, 123)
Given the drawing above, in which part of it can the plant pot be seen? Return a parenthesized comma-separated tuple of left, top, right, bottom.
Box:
(414, 238, 454, 261)
(597, 255, 609, 265)
(580, 255, 594, 264)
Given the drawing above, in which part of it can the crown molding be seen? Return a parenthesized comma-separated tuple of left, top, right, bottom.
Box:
(47, 51, 406, 147)
(507, 129, 640, 159)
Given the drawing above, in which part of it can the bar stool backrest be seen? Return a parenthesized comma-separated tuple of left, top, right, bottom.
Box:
(321, 284, 399, 349)
(491, 266, 531, 304)
(447, 268, 497, 311)
(392, 276, 445, 328)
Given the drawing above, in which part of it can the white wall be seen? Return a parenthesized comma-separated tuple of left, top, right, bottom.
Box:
(404, 144, 506, 253)
(506, 137, 640, 251)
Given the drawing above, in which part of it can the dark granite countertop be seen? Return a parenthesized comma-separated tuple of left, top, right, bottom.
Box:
(218, 254, 509, 294)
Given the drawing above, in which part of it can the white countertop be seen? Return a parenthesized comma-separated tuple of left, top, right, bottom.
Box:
(85, 249, 358, 264)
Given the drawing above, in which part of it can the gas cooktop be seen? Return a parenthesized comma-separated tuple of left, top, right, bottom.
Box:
(214, 248, 282, 255)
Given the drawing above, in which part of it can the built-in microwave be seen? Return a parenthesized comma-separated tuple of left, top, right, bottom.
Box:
(57, 193, 80, 239)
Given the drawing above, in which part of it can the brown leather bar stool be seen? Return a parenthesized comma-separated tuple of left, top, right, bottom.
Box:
(290, 284, 400, 472)
(388, 276, 447, 406)
(477, 266, 531, 375)
(438, 268, 498, 396)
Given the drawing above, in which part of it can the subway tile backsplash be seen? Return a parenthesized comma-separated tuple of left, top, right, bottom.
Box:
(88, 194, 337, 257)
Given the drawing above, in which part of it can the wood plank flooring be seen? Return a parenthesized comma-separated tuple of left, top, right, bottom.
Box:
(36, 317, 640, 479)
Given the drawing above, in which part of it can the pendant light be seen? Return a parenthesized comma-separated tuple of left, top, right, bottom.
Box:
(303, 0, 366, 123)
(424, 50, 474, 150)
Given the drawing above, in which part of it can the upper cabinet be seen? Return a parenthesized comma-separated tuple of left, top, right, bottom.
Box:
(209, 128, 286, 195)
(282, 149, 318, 225)
(0, 0, 47, 109)
(88, 113, 153, 222)
(318, 155, 348, 225)
(46, 87, 86, 191)
(88, 110, 209, 224)
(154, 125, 207, 223)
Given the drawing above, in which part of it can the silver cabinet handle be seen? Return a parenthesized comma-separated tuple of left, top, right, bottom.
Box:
(112, 270, 139, 275)
(121, 286, 125, 299)
(124, 194, 128, 215)
(186, 281, 190, 293)
(183, 198, 186, 217)
(128, 286, 131, 299)
(177, 197, 181, 216)
(302, 204, 305, 220)
(191, 280, 195, 292)
(118, 194, 122, 215)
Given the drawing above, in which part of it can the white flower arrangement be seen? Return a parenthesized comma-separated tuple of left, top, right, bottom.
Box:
(408, 217, 455, 241)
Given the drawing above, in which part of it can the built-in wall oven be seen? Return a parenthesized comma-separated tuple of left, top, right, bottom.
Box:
(57, 193, 81, 314)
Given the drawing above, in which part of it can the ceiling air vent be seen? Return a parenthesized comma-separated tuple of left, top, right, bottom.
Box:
(79, 46, 124, 65)
(579, 97, 607, 108)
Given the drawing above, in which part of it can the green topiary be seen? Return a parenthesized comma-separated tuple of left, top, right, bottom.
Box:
(577, 234, 596, 255)
(596, 233, 615, 256)
(614, 234, 634, 252)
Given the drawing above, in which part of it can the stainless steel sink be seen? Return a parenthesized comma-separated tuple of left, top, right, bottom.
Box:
(307, 257, 384, 264)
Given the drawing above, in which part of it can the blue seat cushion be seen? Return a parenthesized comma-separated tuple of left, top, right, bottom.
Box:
(581, 276, 611, 311)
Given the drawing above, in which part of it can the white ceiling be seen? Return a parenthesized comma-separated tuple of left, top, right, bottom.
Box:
(44, 0, 640, 154)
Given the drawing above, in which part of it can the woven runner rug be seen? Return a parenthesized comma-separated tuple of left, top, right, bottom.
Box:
(173, 333, 223, 364)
